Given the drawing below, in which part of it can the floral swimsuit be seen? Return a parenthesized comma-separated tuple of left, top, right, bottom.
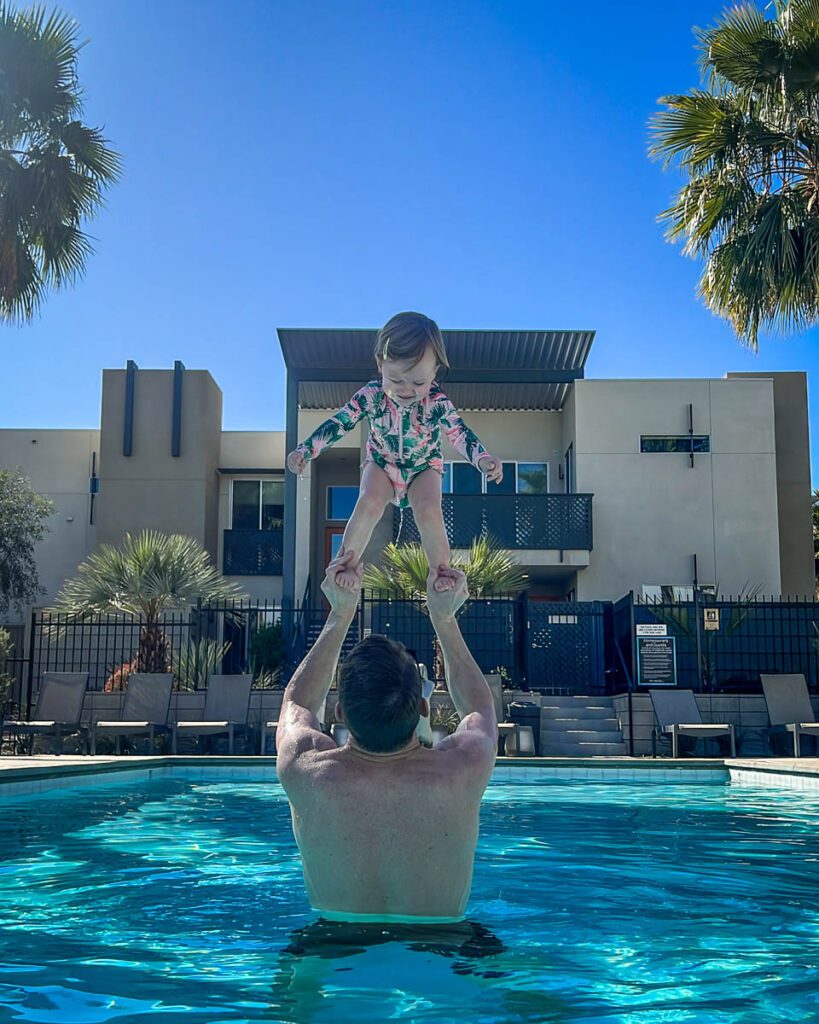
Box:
(295, 379, 489, 508)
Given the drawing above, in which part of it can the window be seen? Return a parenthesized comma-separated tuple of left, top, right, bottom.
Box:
(440, 461, 546, 494)
(231, 479, 284, 530)
(517, 463, 549, 494)
(642, 584, 717, 603)
(640, 436, 710, 453)
(327, 486, 360, 520)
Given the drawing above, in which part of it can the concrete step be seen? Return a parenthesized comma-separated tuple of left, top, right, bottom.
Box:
(540, 740, 629, 756)
(546, 729, 625, 744)
(542, 716, 621, 731)
(541, 704, 615, 720)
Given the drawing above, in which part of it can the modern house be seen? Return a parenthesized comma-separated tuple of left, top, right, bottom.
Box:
(0, 328, 812, 627)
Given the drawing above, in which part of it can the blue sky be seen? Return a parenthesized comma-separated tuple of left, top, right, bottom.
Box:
(5, 0, 819, 480)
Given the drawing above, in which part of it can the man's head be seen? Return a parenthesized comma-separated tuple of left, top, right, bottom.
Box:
(336, 634, 423, 753)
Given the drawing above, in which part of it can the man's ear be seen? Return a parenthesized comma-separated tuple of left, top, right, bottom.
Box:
(334, 701, 345, 723)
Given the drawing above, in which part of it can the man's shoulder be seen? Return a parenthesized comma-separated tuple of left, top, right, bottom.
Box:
(433, 728, 496, 781)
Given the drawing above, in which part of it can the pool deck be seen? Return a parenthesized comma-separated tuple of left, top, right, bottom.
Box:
(0, 754, 815, 786)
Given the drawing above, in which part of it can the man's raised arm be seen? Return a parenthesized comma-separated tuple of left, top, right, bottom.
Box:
(426, 568, 497, 746)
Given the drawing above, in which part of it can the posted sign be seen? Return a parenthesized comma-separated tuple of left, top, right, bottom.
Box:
(637, 635, 677, 687)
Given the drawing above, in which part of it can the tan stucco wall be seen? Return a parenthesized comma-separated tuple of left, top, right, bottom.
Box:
(96, 369, 222, 558)
(572, 378, 781, 601)
(727, 371, 813, 597)
(0, 429, 99, 618)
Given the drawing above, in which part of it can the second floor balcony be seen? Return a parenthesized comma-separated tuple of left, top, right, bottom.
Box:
(223, 528, 283, 576)
(393, 493, 593, 551)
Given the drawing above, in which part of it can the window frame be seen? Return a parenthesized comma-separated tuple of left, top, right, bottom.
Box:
(639, 435, 711, 454)
(228, 477, 285, 530)
(440, 460, 549, 495)
(326, 485, 361, 522)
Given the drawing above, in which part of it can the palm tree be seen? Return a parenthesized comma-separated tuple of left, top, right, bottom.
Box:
(362, 535, 528, 600)
(49, 531, 245, 675)
(363, 536, 527, 683)
(0, 3, 121, 322)
(649, 0, 819, 349)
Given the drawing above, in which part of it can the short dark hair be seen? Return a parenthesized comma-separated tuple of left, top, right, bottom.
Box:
(373, 311, 450, 370)
(338, 635, 422, 753)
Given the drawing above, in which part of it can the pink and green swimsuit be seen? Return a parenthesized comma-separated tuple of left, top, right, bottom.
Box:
(295, 379, 489, 508)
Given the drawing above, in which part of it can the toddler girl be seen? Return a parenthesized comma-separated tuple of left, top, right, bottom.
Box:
(286, 312, 502, 590)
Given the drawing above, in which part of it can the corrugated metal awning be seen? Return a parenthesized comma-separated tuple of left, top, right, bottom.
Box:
(298, 380, 571, 412)
(281, 327, 593, 411)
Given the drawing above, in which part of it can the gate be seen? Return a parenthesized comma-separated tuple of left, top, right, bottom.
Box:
(525, 600, 609, 694)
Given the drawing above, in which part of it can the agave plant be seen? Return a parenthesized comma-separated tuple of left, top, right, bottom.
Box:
(171, 638, 233, 692)
(49, 531, 246, 675)
(363, 535, 527, 601)
(649, 0, 819, 348)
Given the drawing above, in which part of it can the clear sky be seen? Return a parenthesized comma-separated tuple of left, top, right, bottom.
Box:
(5, 0, 818, 481)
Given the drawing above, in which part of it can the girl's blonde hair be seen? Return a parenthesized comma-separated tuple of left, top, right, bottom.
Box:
(373, 311, 450, 370)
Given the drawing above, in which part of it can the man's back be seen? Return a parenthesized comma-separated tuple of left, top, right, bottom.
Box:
(279, 736, 494, 921)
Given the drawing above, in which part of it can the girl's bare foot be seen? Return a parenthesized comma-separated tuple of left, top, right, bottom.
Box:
(432, 565, 457, 592)
(336, 563, 362, 589)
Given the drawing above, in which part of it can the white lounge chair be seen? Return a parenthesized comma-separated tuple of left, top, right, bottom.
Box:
(91, 673, 173, 754)
(2, 672, 89, 754)
(172, 674, 253, 754)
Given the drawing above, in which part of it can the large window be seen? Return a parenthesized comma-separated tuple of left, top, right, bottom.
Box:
(441, 461, 548, 495)
(642, 584, 716, 603)
(640, 436, 710, 454)
(231, 480, 284, 530)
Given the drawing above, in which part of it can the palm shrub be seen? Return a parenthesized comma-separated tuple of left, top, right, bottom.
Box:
(363, 536, 527, 682)
(49, 531, 246, 676)
(0, 3, 121, 321)
(650, 0, 819, 348)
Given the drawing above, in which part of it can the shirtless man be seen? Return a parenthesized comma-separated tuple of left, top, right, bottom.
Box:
(276, 550, 497, 923)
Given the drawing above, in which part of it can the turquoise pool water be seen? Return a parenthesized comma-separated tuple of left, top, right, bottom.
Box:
(0, 772, 817, 1023)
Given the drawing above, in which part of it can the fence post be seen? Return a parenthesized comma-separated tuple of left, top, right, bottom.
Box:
(627, 590, 635, 756)
(517, 590, 529, 691)
(693, 585, 704, 691)
(25, 607, 36, 719)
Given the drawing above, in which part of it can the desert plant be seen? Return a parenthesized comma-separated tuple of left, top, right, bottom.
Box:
(171, 637, 232, 691)
(0, 2, 122, 321)
(249, 621, 284, 686)
(650, 0, 819, 348)
(429, 701, 460, 735)
(49, 531, 246, 674)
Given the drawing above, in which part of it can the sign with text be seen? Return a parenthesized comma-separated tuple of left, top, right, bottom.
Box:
(636, 624, 668, 637)
(637, 635, 677, 687)
(703, 608, 720, 631)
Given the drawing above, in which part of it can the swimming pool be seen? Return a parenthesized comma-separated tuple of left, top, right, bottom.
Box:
(0, 769, 816, 1024)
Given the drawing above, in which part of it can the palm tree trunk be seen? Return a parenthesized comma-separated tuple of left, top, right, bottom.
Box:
(138, 621, 170, 674)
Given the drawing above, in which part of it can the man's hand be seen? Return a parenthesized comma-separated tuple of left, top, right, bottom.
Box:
(478, 455, 503, 484)
(321, 548, 362, 620)
(426, 566, 469, 621)
(287, 450, 306, 474)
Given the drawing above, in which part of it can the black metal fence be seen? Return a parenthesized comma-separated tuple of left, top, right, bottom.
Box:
(13, 591, 819, 709)
(393, 494, 594, 550)
(1, 624, 27, 713)
(615, 591, 819, 693)
(222, 529, 284, 576)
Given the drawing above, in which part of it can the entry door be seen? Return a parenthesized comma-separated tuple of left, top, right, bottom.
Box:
(322, 527, 346, 609)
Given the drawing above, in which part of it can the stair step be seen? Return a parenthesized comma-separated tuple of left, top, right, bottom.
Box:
(543, 729, 624, 743)
(541, 705, 614, 720)
(540, 741, 628, 756)
(542, 716, 621, 731)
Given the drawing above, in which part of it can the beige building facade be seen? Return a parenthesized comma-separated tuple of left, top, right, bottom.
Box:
(0, 333, 813, 632)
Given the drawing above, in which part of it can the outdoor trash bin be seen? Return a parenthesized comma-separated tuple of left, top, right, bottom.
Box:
(507, 701, 541, 756)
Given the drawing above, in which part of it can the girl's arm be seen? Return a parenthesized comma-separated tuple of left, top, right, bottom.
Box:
(435, 391, 490, 469)
(294, 386, 370, 463)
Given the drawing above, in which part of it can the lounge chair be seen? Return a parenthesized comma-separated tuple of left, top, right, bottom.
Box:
(760, 673, 819, 757)
(91, 673, 173, 754)
(172, 674, 253, 754)
(1, 672, 89, 754)
(649, 688, 736, 758)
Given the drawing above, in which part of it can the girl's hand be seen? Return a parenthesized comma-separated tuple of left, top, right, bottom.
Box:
(287, 450, 305, 475)
(479, 456, 503, 484)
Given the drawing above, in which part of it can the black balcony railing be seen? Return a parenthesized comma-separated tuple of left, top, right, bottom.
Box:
(393, 493, 593, 550)
(223, 528, 284, 576)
